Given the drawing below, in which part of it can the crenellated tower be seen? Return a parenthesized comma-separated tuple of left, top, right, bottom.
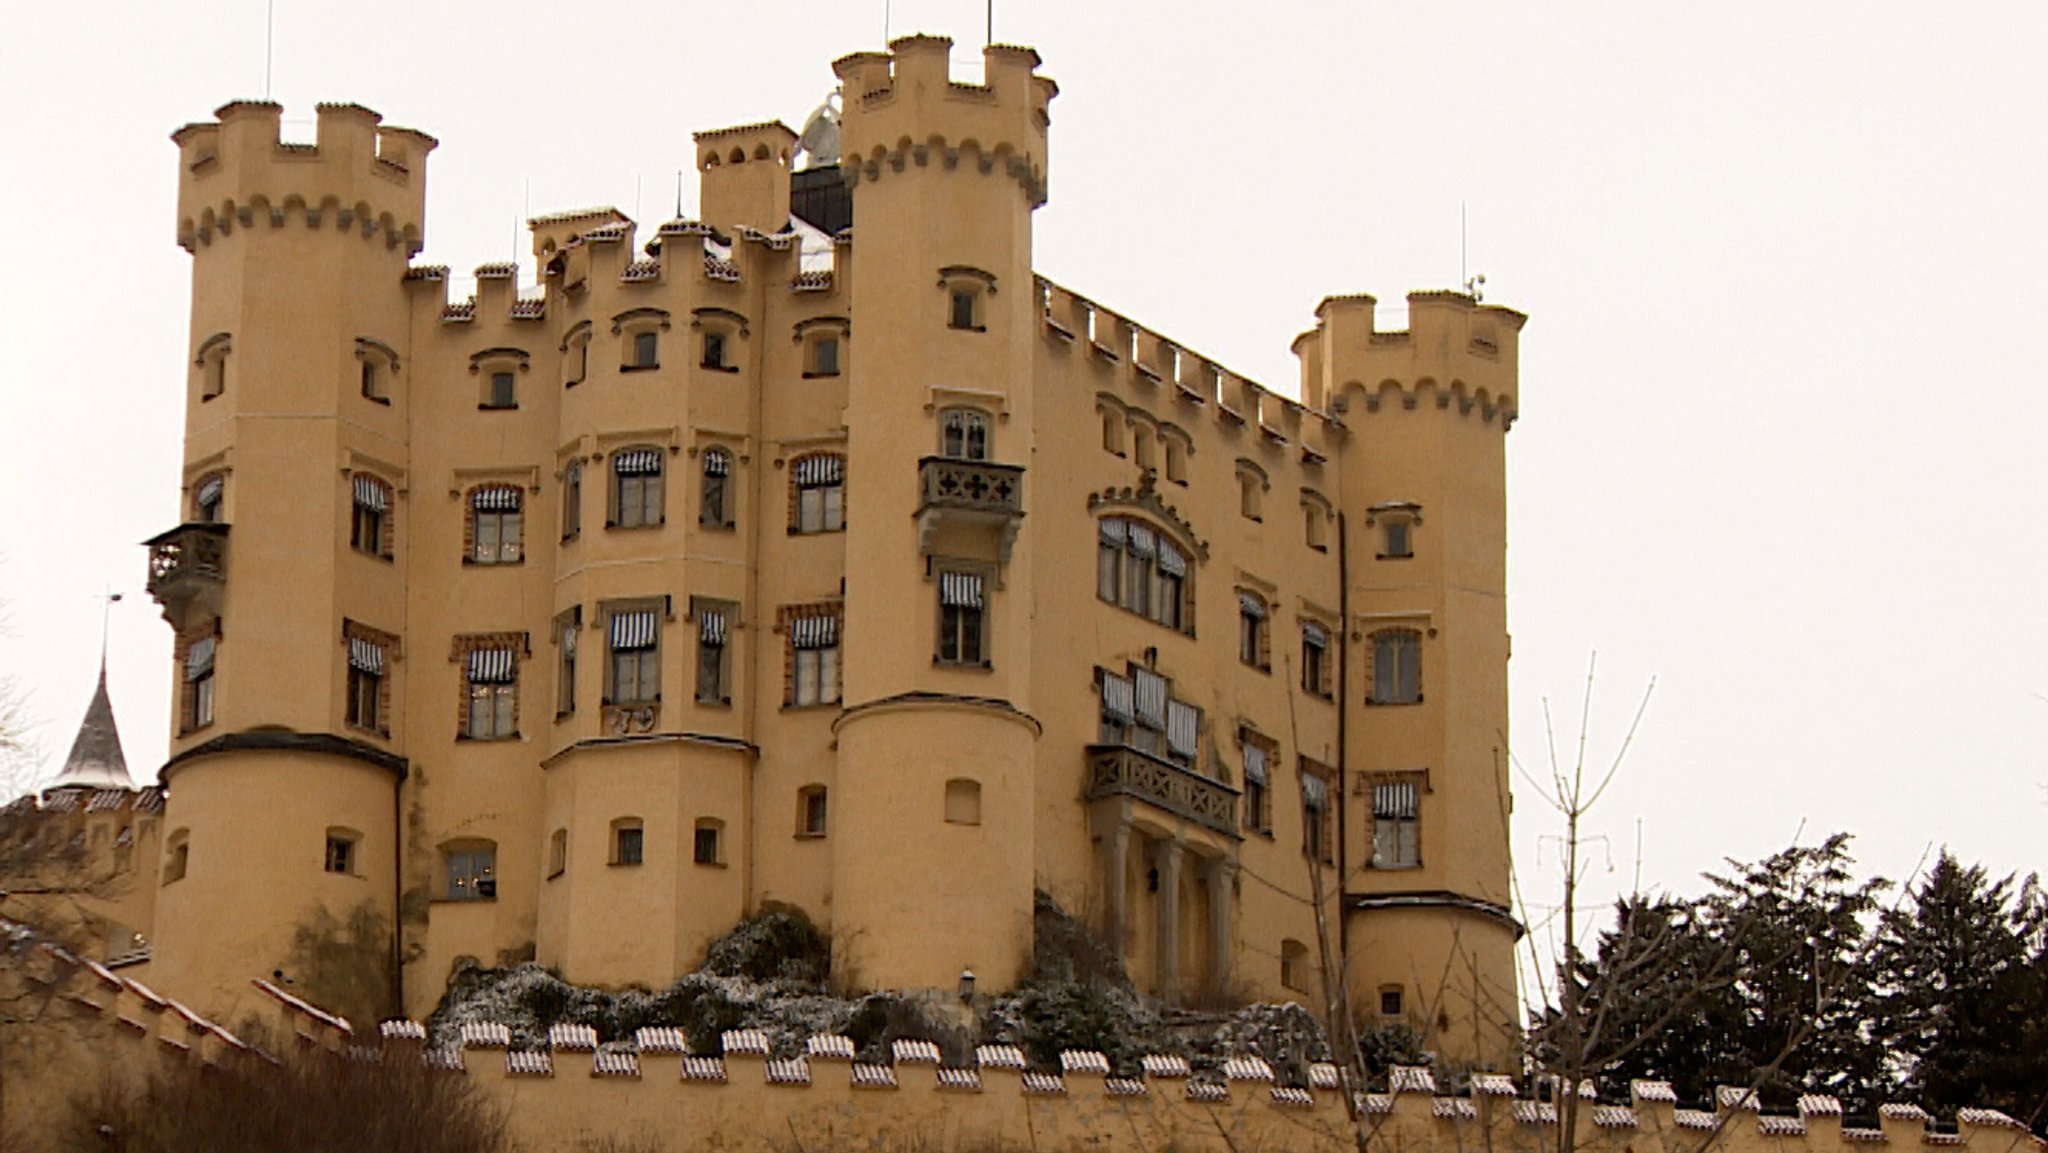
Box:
(1296, 291, 1526, 1064)
(828, 37, 1057, 991)
(148, 102, 434, 1028)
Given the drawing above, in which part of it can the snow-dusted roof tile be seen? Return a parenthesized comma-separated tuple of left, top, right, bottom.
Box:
(974, 1044, 1025, 1071)
(680, 1056, 727, 1082)
(506, 1050, 552, 1076)
(1222, 1056, 1273, 1083)
(592, 1050, 639, 1078)
(721, 1028, 770, 1057)
(936, 1067, 980, 1091)
(381, 1019, 427, 1041)
(1059, 1049, 1109, 1076)
(635, 1026, 688, 1053)
(851, 1062, 898, 1089)
(806, 1034, 856, 1061)
(1270, 1086, 1314, 1108)
(1143, 1053, 1191, 1079)
(548, 1023, 597, 1051)
(1389, 1065, 1435, 1093)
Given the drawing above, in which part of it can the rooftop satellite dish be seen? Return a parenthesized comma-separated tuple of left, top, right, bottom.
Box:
(794, 90, 842, 170)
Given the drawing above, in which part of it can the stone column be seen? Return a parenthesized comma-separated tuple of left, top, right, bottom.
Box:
(1204, 856, 1235, 992)
(1099, 812, 1130, 959)
(1153, 835, 1184, 1002)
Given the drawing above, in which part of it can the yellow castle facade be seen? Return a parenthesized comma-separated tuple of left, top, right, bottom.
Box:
(136, 35, 1525, 1061)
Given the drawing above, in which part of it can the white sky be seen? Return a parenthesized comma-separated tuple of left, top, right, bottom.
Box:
(3, 1, 2045, 970)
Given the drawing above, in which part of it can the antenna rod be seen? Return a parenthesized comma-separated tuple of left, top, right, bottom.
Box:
(264, 0, 276, 99)
(1459, 200, 1466, 288)
(884, 0, 890, 43)
(675, 169, 684, 219)
(987, 0, 993, 46)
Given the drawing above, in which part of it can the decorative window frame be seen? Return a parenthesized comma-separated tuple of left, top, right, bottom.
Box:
(346, 471, 398, 560)
(469, 347, 530, 411)
(936, 406, 995, 461)
(696, 444, 739, 530)
(1366, 626, 1426, 706)
(691, 306, 749, 374)
(1300, 615, 1336, 699)
(355, 336, 399, 405)
(606, 444, 670, 530)
(195, 331, 232, 401)
(1367, 501, 1424, 560)
(599, 595, 671, 710)
(1301, 488, 1333, 553)
(793, 316, 850, 378)
(451, 631, 528, 742)
(1299, 756, 1336, 865)
(1235, 458, 1270, 522)
(341, 619, 402, 739)
(460, 481, 530, 567)
(786, 452, 847, 535)
(690, 595, 739, 706)
(1238, 725, 1279, 836)
(1096, 514, 1197, 636)
(1360, 768, 1429, 871)
(612, 308, 672, 373)
(931, 558, 995, 669)
(1235, 586, 1272, 672)
(938, 265, 996, 332)
(778, 600, 844, 708)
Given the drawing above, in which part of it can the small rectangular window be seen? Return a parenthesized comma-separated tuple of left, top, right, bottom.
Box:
(346, 667, 381, 732)
(798, 788, 828, 837)
(693, 824, 721, 865)
(633, 330, 659, 368)
(324, 835, 355, 875)
(445, 849, 496, 901)
(487, 371, 516, 409)
(1384, 520, 1412, 558)
(812, 336, 839, 376)
(615, 826, 644, 866)
(702, 331, 726, 369)
(950, 290, 977, 330)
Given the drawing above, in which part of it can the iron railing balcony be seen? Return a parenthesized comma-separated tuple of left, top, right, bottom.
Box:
(1084, 743, 1239, 839)
(144, 523, 229, 634)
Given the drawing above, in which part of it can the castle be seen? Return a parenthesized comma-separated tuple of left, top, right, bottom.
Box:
(110, 34, 1524, 1062)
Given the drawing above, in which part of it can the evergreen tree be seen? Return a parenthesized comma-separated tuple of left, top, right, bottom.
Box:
(1868, 852, 2048, 1123)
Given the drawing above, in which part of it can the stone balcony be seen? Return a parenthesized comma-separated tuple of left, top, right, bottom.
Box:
(915, 457, 1024, 565)
(1084, 744, 1239, 839)
(144, 523, 229, 634)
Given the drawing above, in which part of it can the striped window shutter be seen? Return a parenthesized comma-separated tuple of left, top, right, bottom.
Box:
(467, 648, 516, 684)
(1373, 782, 1418, 819)
(1303, 622, 1328, 648)
(195, 476, 224, 508)
(1133, 668, 1167, 728)
(185, 637, 216, 681)
(610, 610, 658, 650)
(472, 487, 521, 511)
(795, 456, 844, 486)
(1238, 592, 1266, 619)
(348, 638, 386, 674)
(699, 610, 727, 645)
(1100, 671, 1135, 721)
(1166, 700, 1200, 759)
(1156, 542, 1186, 577)
(1126, 524, 1156, 558)
(939, 572, 984, 609)
(1098, 518, 1127, 545)
(614, 449, 663, 475)
(791, 615, 839, 649)
(352, 476, 389, 511)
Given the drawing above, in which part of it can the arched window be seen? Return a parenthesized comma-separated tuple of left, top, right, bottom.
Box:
(1370, 629, 1422, 705)
(195, 332, 230, 401)
(700, 449, 733, 529)
(610, 447, 665, 529)
(469, 486, 524, 565)
(944, 778, 982, 826)
(192, 474, 225, 524)
(939, 409, 991, 461)
(1095, 517, 1191, 633)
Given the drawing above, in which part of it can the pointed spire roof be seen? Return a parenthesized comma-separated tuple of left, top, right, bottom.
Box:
(47, 661, 133, 792)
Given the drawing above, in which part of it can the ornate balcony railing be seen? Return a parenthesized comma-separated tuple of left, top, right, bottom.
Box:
(916, 457, 1025, 565)
(917, 457, 1024, 518)
(1085, 744, 1239, 838)
(144, 523, 229, 632)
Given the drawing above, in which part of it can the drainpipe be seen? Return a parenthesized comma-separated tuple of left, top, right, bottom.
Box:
(1335, 510, 1350, 961)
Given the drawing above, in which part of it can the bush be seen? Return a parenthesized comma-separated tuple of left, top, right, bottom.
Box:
(700, 904, 831, 985)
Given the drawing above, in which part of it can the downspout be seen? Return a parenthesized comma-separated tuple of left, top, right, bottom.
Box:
(1335, 510, 1350, 961)
(392, 773, 404, 1017)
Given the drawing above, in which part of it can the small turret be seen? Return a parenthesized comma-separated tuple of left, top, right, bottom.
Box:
(694, 122, 798, 234)
(45, 661, 133, 793)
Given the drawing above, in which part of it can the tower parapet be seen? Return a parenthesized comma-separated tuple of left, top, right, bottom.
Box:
(833, 36, 1056, 207)
(172, 101, 435, 255)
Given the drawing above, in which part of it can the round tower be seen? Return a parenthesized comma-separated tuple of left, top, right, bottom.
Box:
(1297, 290, 1527, 1066)
(826, 37, 1056, 992)
(147, 102, 433, 1028)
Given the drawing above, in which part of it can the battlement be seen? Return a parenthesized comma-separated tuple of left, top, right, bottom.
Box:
(695, 122, 799, 233)
(833, 36, 1057, 207)
(171, 101, 436, 255)
(1295, 291, 1527, 428)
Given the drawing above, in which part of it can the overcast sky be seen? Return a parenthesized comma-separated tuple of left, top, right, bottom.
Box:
(3, 1, 2044, 972)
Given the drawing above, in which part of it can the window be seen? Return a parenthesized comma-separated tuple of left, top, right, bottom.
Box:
(1371, 630, 1422, 705)
(788, 612, 840, 706)
(1301, 622, 1331, 698)
(1380, 986, 1405, 1017)
(1096, 518, 1190, 633)
(949, 289, 978, 331)
(183, 635, 216, 732)
(324, 830, 357, 876)
(944, 778, 982, 825)
(940, 409, 991, 461)
(356, 337, 396, 403)
(1241, 737, 1271, 834)
(701, 330, 727, 370)
(350, 475, 392, 558)
(796, 786, 828, 838)
(792, 455, 845, 534)
(693, 819, 724, 866)
(1101, 409, 1125, 455)
(196, 333, 230, 401)
(565, 326, 591, 386)
(483, 370, 517, 410)
(360, 360, 380, 402)
(936, 570, 987, 666)
(555, 610, 580, 717)
(162, 830, 189, 885)
(562, 460, 583, 540)
(1304, 499, 1329, 551)
(696, 606, 729, 704)
(465, 646, 517, 740)
(611, 448, 665, 529)
(346, 636, 387, 734)
(1238, 592, 1269, 670)
(1238, 465, 1265, 521)
(1372, 780, 1421, 869)
(469, 487, 523, 565)
(700, 449, 733, 529)
(809, 335, 840, 377)
(1384, 519, 1412, 558)
(548, 828, 567, 878)
(631, 330, 659, 369)
(193, 474, 224, 523)
(1132, 426, 1156, 473)
(444, 844, 497, 901)
(1163, 437, 1188, 485)
(1097, 666, 1201, 770)
(612, 819, 644, 866)
(1301, 767, 1333, 864)
(607, 609, 660, 706)
(1281, 939, 1310, 994)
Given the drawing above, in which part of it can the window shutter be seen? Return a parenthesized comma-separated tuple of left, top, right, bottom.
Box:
(614, 449, 663, 475)
(609, 610, 658, 650)
(471, 487, 521, 511)
(467, 648, 516, 684)
(1166, 700, 1200, 759)
(699, 609, 727, 645)
(185, 637, 216, 681)
(347, 638, 386, 674)
(1301, 773, 1328, 812)
(1242, 743, 1268, 786)
(1133, 668, 1167, 728)
(352, 476, 389, 511)
(1100, 671, 1135, 722)
(939, 572, 984, 609)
